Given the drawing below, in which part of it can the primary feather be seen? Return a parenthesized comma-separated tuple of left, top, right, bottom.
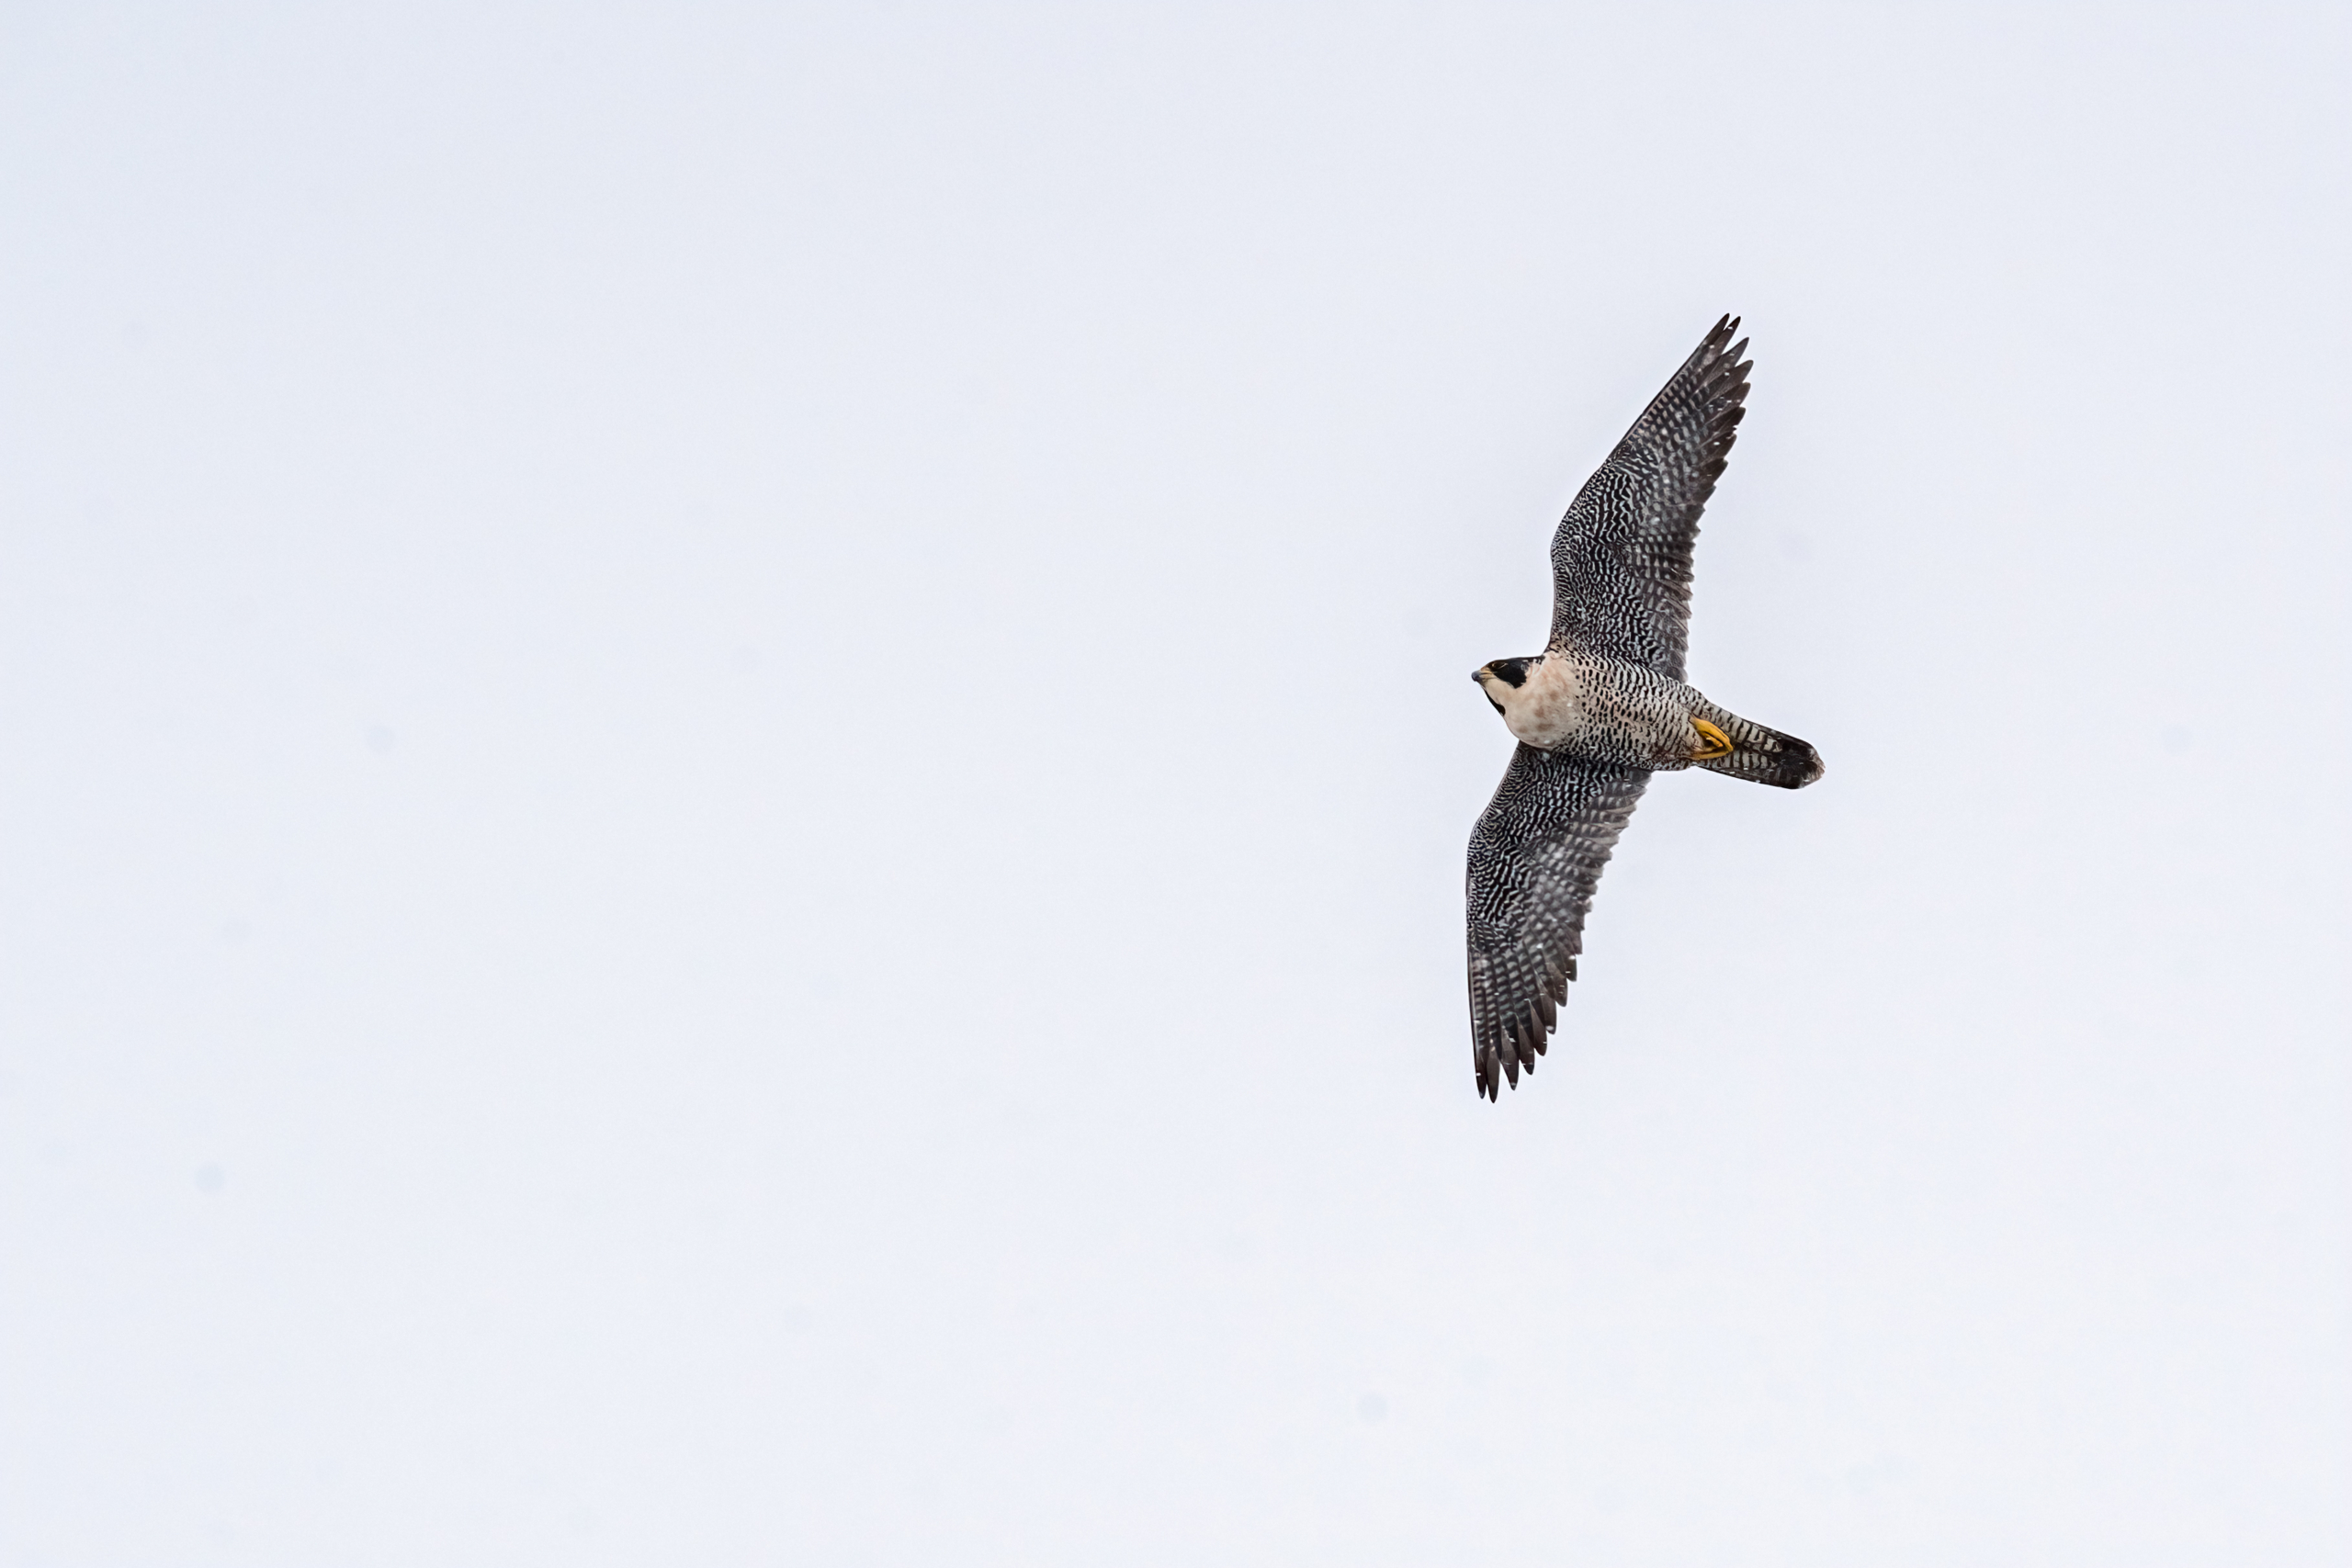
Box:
(1547, 314, 1752, 680)
(1465, 749, 1649, 1100)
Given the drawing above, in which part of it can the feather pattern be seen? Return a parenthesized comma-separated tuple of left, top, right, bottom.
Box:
(1464, 747, 1650, 1100)
(1547, 315, 1752, 681)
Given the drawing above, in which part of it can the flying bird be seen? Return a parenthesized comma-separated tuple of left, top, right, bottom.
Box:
(1466, 316, 1823, 1100)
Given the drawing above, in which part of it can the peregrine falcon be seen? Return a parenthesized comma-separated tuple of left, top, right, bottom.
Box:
(1466, 316, 1823, 1100)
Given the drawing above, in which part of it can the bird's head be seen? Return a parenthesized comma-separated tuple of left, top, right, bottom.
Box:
(1472, 656, 1542, 717)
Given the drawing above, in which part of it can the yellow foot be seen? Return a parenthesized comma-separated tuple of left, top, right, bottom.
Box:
(1690, 718, 1734, 761)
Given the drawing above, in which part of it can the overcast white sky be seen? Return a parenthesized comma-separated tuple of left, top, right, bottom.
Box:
(2, 4, 2346, 1563)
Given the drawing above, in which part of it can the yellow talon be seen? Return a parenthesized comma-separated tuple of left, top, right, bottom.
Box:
(1690, 718, 1734, 761)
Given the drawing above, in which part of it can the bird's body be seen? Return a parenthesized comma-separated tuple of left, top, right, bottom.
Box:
(1479, 650, 1710, 767)
(1465, 317, 1822, 1100)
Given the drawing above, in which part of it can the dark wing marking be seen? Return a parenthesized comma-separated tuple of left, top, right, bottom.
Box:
(1465, 746, 1650, 1100)
(1547, 316, 1752, 680)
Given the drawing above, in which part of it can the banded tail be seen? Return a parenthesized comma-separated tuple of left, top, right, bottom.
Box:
(1691, 702, 1825, 790)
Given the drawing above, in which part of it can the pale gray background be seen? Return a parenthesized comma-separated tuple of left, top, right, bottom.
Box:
(2, 4, 2346, 1564)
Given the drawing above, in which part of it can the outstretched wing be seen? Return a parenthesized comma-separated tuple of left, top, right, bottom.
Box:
(1548, 316, 1752, 680)
(1465, 746, 1650, 1100)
